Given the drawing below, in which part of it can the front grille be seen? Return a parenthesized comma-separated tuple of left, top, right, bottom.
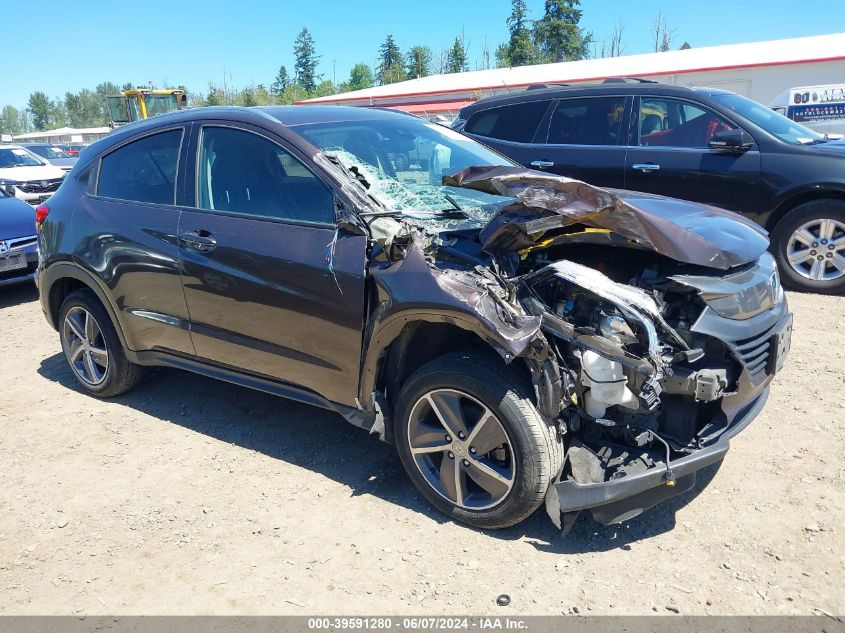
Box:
(726, 319, 781, 384)
(4, 235, 37, 250)
(18, 178, 62, 194)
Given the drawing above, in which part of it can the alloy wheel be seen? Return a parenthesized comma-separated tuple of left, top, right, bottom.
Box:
(62, 306, 109, 386)
(407, 389, 515, 510)
(786, 218, 845, 281)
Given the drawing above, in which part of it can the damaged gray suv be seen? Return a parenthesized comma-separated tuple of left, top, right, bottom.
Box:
(37, 106, 792, 532)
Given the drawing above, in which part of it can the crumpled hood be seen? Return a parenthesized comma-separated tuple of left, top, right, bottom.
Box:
(444, 166, 769, 270)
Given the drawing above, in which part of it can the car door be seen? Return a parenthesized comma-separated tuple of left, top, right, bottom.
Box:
(462, 99, 554, 166)
(624, 96, 762, 213)
(176, 122, 367, 407)
(526, 95, 630, 187)
(77, 126, 195, 355)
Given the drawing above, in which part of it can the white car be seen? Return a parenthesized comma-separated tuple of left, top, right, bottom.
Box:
(0, 144, 66, 205)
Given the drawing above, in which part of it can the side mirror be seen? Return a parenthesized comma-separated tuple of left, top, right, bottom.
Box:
(709, 128, 754, 152)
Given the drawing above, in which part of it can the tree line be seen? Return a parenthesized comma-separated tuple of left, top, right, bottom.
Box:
(1, 1, 686, 135)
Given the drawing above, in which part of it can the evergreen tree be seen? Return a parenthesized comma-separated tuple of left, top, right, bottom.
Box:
(313, 80, 337, 98)
(501, 0, 537, 67)
(271, 65, 290, 96)
(241, 87, 258, 107)
(205, 85, 223, 106)
(294, 27, 321, 94)
(348, 63, 375, 91)
(47, 98, 67, 129)
(64, 89, 102, 127)
(378, 35, 406, 85)
(253, 84, 273, 105)
(0, 105, 25, 135)
(406, 45, 432, 79)
(445, 36, 469, 73)
(27, 91, 51, 130)
(533, 0, 592, 63)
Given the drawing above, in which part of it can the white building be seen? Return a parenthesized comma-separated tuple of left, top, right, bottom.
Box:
(12, 126, 110, 144)
(301, 32, 845, 119)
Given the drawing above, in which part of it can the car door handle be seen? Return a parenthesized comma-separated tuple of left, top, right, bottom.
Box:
(530, 160, 555, 169)
(180, 229, 217, 252)
(632, 163, 661, 172)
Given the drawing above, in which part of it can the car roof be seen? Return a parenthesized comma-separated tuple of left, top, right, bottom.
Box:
(460, 81, 735, 113)
(113, 104, 414, 132)
(258, 105, 416, 126)
(76, 105, 424, 164)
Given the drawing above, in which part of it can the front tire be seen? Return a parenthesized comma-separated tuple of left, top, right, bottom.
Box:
(59, 289, 144, 397)
(394, 352, 562, 529)
(771, 200, 845, 294)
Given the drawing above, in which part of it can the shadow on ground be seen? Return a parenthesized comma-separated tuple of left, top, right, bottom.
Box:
(38, 352, 722, 554)
(0, 282, 38, 309)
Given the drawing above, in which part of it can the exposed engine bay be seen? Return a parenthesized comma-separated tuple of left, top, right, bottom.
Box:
(323, 157, 792, 530)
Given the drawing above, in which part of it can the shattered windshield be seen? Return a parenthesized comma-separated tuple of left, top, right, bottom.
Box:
(291, 116, 515, 216)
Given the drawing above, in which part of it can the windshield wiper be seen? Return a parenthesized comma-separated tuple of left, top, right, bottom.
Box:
(359, 208, 470, 220)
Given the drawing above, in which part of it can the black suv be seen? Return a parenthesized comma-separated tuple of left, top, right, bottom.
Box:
(454, 81, 845, 294)
(37, 106, 791, 532)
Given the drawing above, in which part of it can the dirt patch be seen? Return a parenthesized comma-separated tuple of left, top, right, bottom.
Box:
(0, 284, 842, 615)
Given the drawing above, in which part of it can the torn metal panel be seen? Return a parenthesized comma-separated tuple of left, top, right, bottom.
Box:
(444, 166, 769, 270)
(366, 235, 542, 357)
(358, 235, 550, 420)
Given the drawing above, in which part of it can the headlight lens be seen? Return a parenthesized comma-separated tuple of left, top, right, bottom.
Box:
(771, 269, 784, 304)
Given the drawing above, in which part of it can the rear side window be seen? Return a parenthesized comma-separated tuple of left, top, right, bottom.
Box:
(464, 101, 551, 143)
(97, 129, 182, 204)
(547, 97, 627, 145)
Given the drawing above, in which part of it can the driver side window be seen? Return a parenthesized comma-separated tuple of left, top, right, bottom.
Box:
(639, 98, 736, 148)
(197, 126, 335, 224)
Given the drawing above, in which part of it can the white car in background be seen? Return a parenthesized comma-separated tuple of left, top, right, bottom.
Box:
(0, 144, 66, 205)
(20, 143, 78, 172)
(769, 84, 845, 137)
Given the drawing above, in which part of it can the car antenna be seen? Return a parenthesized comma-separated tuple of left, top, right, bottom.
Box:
(501, 79, 512, 94)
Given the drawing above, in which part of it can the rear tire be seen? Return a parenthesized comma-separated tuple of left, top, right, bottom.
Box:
(58, 289, 144, 397)
(770, 200, 845, 294)
(394, 352, 562, 529)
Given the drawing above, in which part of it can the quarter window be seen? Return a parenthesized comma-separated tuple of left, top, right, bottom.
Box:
(197, 126, 334, 224)
(97, 129, 182, 204)
(464, 101, 551, 143)
(547, 97, 627, 145)
(639, 98, 736, 147)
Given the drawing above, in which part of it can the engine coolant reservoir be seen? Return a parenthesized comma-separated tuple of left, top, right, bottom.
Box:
(580, 350, 639, 418)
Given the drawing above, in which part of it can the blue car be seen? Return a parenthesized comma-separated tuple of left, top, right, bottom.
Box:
(0, 185, 38, 287)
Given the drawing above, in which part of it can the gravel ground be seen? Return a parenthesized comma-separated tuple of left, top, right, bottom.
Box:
(0, 284, 842, 616)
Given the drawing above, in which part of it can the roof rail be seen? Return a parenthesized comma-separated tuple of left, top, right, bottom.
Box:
(603, 77, 659, 84)
(526, 83, 571, 90)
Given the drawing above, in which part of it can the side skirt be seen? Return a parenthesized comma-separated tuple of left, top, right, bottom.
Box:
(130, 350, 376, 432)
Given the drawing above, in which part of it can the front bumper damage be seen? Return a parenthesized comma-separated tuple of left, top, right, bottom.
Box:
(528, 263, 792, 531)
(545, 385, 768, 530)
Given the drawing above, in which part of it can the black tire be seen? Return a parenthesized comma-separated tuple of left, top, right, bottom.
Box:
(770, 199, 845, 295)
(394, 352, 562, 529)
(58, 289, 144, 397)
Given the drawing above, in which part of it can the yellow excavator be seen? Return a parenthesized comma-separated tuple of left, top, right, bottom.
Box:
(107, 88, 188, 128)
